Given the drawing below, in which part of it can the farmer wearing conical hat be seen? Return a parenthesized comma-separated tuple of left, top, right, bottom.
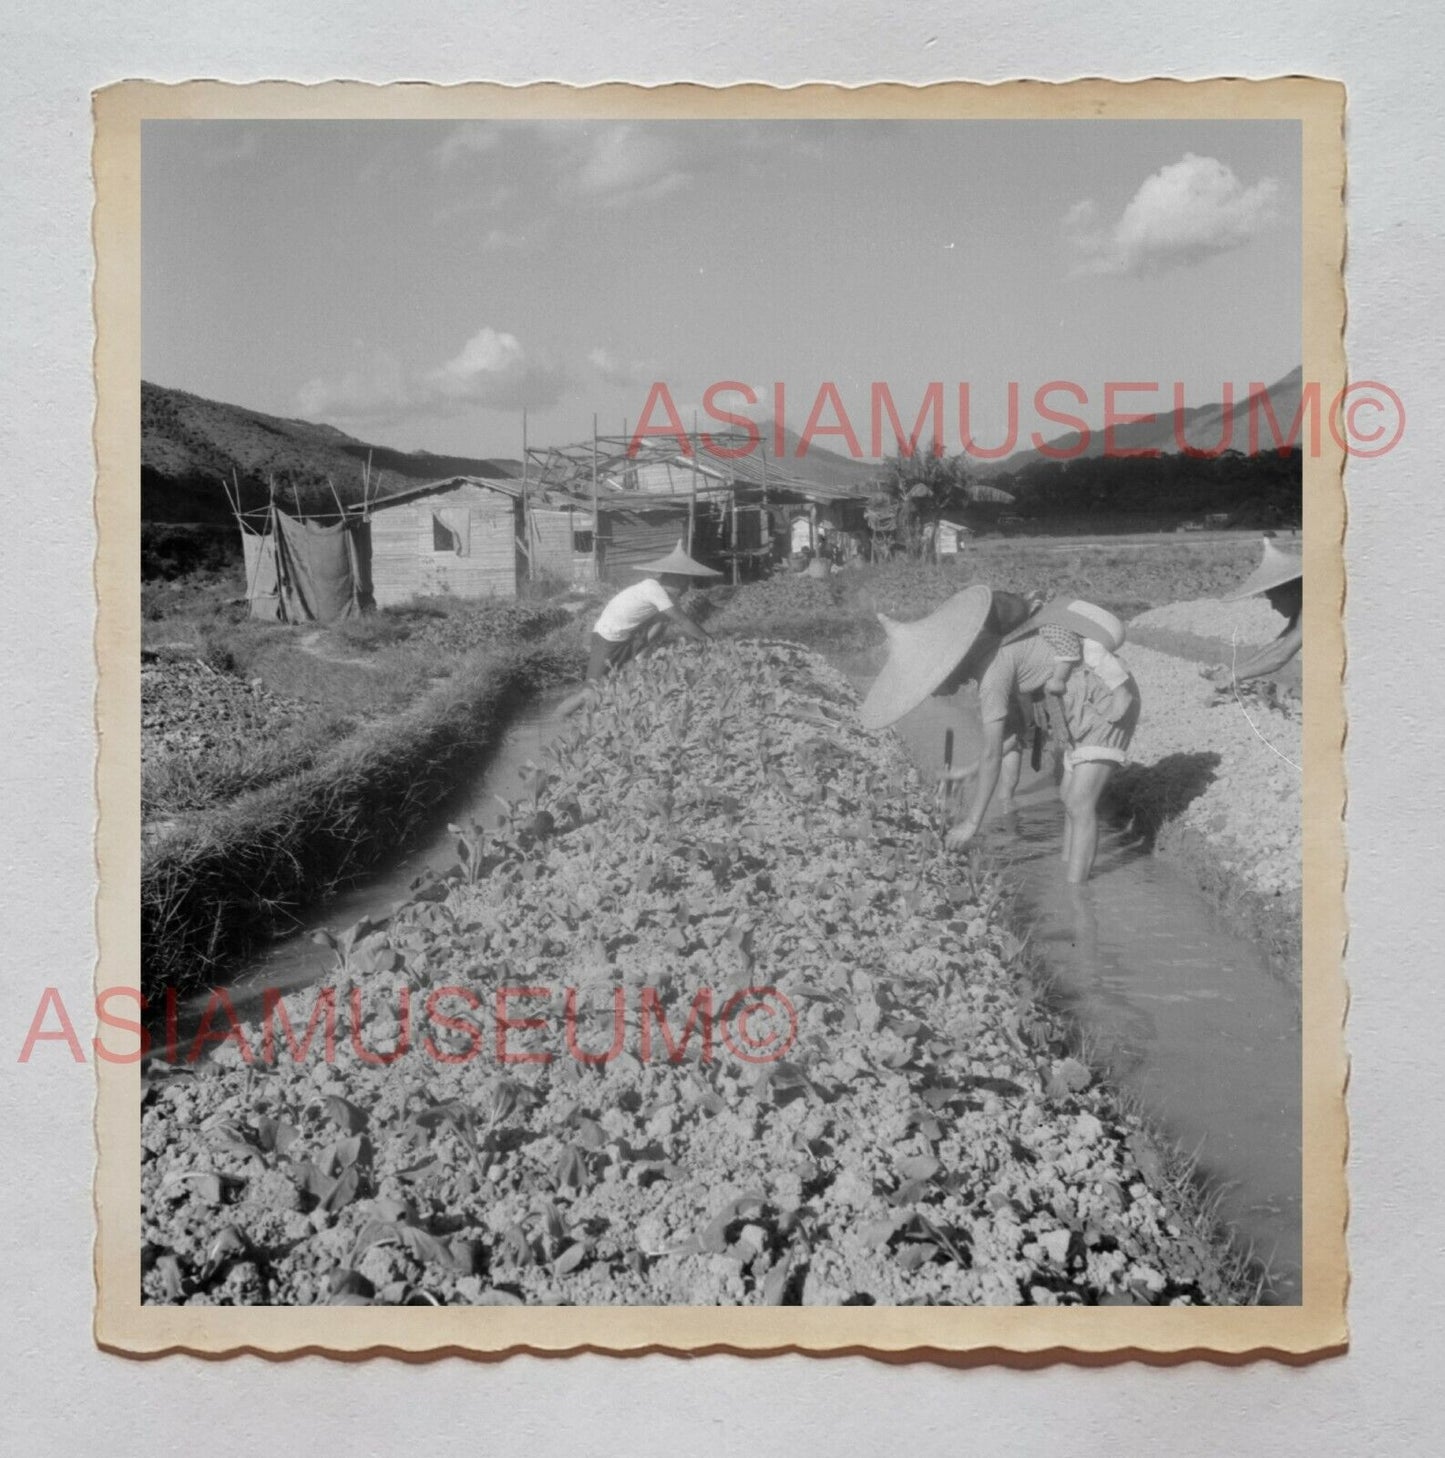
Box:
(860, 588, 1139, 884)
(584, 540, 720, 681)
(1207, 536, 1303, 689)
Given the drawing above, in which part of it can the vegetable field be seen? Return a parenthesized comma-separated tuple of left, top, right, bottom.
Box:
(142, 640, 1231, 1307)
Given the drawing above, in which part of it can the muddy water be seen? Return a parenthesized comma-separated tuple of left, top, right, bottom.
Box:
(840, 655, 1302, 1304)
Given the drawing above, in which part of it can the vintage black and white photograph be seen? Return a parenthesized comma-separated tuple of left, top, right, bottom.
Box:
(101, 82, 1344, 1348)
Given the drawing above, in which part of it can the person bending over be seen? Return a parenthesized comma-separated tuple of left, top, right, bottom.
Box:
(555, 542, 720, 719)
(1208, 537, 1303, 690)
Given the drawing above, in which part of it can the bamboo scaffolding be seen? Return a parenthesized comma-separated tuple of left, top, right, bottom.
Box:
(760, 440, 770, 568)
(520, 409, 532, 581)
(689, 412, 699, 553)
(591, 414, 600, 583)
(324, 473, 347, 525)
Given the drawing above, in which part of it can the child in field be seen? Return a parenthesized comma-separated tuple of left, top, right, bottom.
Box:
(1031, 604, 1139, 879)
(1039, 622, 1135, 726)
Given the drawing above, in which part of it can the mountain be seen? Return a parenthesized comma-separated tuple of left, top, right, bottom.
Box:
(755, 422, 885, 491)
(971, 368, 1304, 476)
(141, 381, 520, 523)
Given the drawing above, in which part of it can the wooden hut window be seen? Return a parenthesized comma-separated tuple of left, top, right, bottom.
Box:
(572, 529, 594, 554)
(431, 508, 471, 556)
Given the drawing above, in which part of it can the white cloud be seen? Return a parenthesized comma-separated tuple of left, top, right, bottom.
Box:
(588, 345, 662, 387)
(430, 187, 523, 232)
(710, 383, 771, 422)
(430, 121, 820, 212)
(295, 351, 412, 425)
(480, 228, 527, 251)
(433, 124, 503, 170)
(565, 124, 691, 208)
(1065, 154, 1279, 277)
(296, 328, 566, 426)
(427, 327, 564, 411)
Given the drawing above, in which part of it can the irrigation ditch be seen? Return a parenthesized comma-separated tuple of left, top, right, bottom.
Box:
(141, 637, 583, 1002)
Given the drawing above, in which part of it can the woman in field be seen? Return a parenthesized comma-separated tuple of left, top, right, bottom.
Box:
(860, 588, 1139, 883)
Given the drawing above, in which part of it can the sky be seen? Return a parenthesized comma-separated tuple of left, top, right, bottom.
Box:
(142, 118, 1301, 462)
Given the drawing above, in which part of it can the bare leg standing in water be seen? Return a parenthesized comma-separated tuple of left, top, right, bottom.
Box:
(1060, 758, 1117, 883)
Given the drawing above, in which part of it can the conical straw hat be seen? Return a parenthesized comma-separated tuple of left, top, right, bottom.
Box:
(1004, 598, 1126, 652)
(859, 584, 994, 730)
(634, 540, 723, 578)
(1223, 537, 1303, 601)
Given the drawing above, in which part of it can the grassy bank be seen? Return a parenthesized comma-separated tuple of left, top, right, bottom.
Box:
(143, 594, 581, 821)
(142, 587, 589, 999)
(142, 640, 582, 998)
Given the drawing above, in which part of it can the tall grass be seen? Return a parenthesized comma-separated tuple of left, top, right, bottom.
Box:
(142, 709, 359, 819)
(141, 639, 582, 998)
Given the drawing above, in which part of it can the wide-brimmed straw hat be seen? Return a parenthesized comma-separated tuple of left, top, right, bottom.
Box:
(634, 540, 723, 578)
(1004, 598, 1127, 652)
(859, 584, 994, 730)
(1223, 537, 1303, 601)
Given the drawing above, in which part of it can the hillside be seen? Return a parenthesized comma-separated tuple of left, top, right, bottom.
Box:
(762, 421, 885, 490)
(972, 367, 1304, 476)
(141, 382, 519, 523)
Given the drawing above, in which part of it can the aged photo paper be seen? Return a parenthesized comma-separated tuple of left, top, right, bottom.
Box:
(95, 78, 1347, 1359)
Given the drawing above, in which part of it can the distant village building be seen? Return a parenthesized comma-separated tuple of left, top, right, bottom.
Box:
(936, 516, 972, 556)
(234, 476, 540, 622)
(525, 432, 875, 585)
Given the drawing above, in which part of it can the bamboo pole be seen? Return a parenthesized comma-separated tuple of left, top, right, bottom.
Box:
(520, 408, 532, 582)
(689, 412, 698, 554)
(760, 440, 770, 575)
(729, 479, 739, 586)
(591, 413, 600, 584)
(324, 473, 347, 525)
(267, 475, 287, 622)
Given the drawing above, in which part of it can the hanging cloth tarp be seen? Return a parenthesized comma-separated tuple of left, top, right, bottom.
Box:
(272, 511, 364, 622)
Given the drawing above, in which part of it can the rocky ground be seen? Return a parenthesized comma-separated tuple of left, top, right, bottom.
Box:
(1129, 595, 1284, 648)
(1119, 611, 1302, 900)
(142, 640, 1231, 1308)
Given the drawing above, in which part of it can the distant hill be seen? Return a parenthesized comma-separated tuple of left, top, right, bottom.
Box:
(757, 421, 886, 490)
(972, 367, 1304, 476)
(141, 381, 519, 523)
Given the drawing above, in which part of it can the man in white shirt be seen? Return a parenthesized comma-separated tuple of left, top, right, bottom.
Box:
(584, 540, 720, 681)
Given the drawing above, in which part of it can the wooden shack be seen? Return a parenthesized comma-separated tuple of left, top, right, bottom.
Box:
(365, 476, 524, 606)
(527, 505, 596, 586)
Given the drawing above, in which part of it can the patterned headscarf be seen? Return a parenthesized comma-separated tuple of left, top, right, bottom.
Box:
(1039, 623, 1083, 660)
